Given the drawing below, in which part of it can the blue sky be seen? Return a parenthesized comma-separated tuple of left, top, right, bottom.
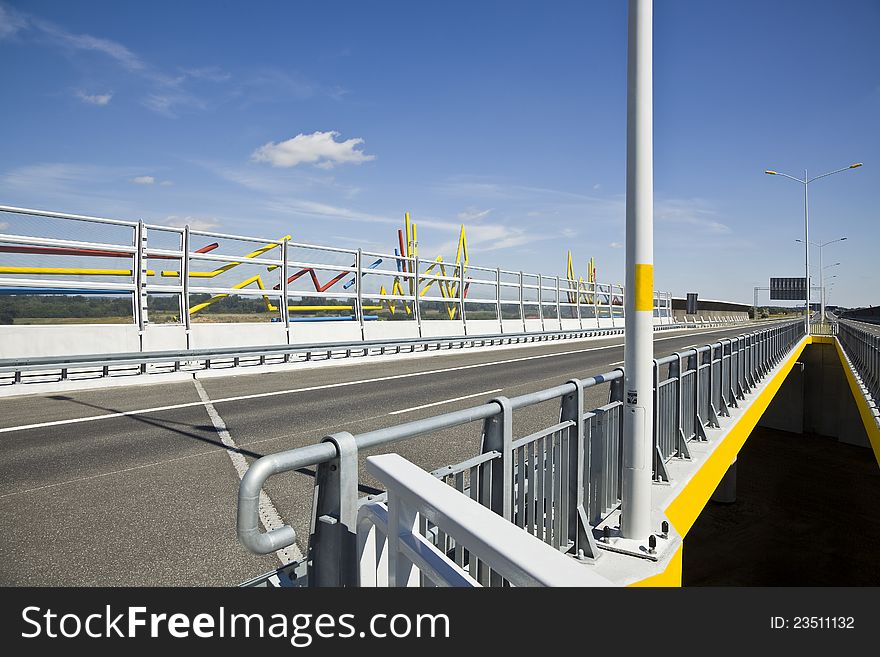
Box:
(0, 0, 877, 307)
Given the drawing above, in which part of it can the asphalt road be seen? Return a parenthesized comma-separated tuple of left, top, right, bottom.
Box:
(0, 322, 777, 586)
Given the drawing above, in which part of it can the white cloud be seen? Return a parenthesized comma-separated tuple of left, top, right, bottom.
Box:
(0, 220, 8, 231)
(609, 242, 624, 249)
(252, 131, 375, 169)
(76, 91, 112, 106)
(163, 215, 219, 231)
(457, 207, 492, 222)
(131, 175, 155, 185)
(160, 180, 174, 186)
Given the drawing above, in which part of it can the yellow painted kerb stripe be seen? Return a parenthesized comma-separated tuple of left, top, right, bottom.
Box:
(833, 338, 880, 467)
(634, 263, 653, 312)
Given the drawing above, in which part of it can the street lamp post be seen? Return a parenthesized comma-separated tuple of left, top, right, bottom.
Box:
(622, 0, 654, 541)
(796, 237, 846, 322)
(765, 163, 862, 332)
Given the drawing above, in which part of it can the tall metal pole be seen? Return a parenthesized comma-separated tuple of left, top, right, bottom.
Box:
(803, 171, 810, 333)
(622, 0, 653, 540)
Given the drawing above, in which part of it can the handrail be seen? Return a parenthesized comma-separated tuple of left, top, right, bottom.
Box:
(236, 320, 804, 567)
(359, 454, 612, 587)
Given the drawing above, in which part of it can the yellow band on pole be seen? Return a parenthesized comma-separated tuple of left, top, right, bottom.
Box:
(634, 263, 654, 312)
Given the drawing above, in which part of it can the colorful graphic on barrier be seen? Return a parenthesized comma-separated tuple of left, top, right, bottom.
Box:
(377, 212, 470, 320)
(0, 212, 605, 322)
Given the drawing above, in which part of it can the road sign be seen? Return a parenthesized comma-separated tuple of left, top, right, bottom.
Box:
(770, 277, 807, 301)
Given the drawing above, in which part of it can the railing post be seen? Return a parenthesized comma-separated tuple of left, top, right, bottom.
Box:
(181, 225, 191, 349)
(308, 431, 359, 587)
(555, 275, 562, 330)
(480, 396, 513, 523)
(480, 396, 513, 587)
(518, 271, 525, 331)
(495, 268, 502, 327)
(651, 359, 669, 482)
(282, 240, 291, 339)
(459, 260, 467, 334)
(691, 349, 708, 441)
(561, 379, 599, 559)
(413, 256, 422, 336)
(387, 493, 419, 587)
(537, 274, 545, 332)
(671, 354, 690, 458)
(134, 220, 149, 334)
(354, 248, 363, 339)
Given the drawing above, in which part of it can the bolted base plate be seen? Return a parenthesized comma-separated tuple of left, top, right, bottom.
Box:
(592, 509, 680, 563)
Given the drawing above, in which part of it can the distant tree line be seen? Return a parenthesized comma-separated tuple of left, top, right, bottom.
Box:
(0, 294, 362, 324)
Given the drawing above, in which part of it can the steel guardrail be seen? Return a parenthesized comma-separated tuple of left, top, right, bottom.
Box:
(237, 319, 804, 586)
(0, 320, 752, 384)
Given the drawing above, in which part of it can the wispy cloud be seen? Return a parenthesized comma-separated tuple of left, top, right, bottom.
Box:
(75, 90, 112, 106)
(2, 5, 340, 118)
(1, 162, 136, 191)
(262, 198, 396, 226)
(182, 66, 231, 82)
(609, 241, 623, 249)
(163, 215, 219, 231)
(457, 207, 492, 222)
(252, 131, 375, 170)
(34, 19, 146, 72)
(198, 159, 362, 199)
(655, 198, 732, 234)
(131, 175, 155, 185)
(0, 5, 27, 40)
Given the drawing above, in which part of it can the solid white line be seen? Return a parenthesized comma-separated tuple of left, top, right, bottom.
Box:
(193, 379, 303, 565)
(0, 324, 754, 435)
(388, 388, 503, 416)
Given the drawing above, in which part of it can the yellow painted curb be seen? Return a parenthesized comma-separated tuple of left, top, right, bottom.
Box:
(833, 338, 880, 467)
(665, 337, 810, 537)
(628, 545, 683, 587)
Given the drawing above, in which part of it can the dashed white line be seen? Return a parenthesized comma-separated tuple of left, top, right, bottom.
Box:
(193, 378, 303, 565)
(388, 388, 503, 416)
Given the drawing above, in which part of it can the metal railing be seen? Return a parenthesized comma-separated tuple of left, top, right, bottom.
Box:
(237, 320, 804, 586)
(357, 454, 612, 587)
(0, 203, 674, 338)
(837, 319, 880, 407)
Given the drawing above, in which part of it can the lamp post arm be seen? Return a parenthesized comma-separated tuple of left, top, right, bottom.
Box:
(807, 165, 857, 184)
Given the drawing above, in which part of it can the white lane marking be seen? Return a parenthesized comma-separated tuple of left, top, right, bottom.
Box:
(0, 324, 757, 435)
(608, 360, 624, 366)
(388, 388, 503, 416)
(193, 378, 303, 565)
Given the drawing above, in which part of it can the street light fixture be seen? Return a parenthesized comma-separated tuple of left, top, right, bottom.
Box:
(794, 236, 847, 321)
(766, 164, 861, 331)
